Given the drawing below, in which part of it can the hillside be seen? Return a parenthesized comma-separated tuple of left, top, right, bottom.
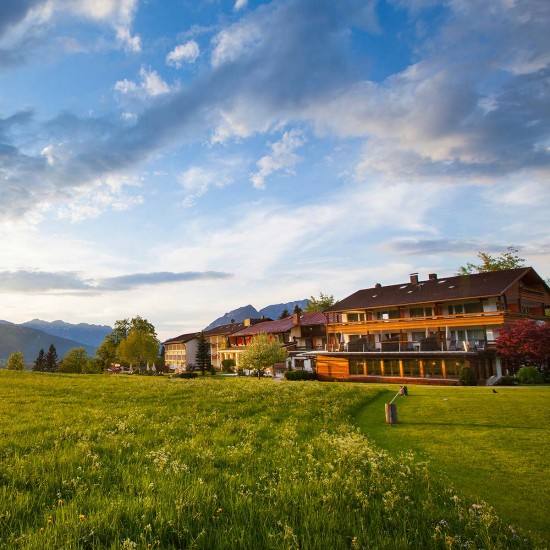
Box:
(0, 324, 96, 366)
(204, 299, 309, 330)
(20, 319, 112, 347)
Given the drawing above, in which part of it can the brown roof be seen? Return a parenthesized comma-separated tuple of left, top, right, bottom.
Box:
(326, 267, 546, 312)
(231, 312, 329, 337)
(163, 332, 198, 345)
(202, 318, 267, 337)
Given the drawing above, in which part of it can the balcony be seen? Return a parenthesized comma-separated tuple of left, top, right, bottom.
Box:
(330, 338, 495, 353)
(327, 311, 533, 334)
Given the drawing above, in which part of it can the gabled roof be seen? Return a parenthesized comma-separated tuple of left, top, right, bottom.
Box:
(231, 312, 330, 337)
(163, 332, 198, 345)
(202, 318, 267, 337)
(326, 267, 547, 312)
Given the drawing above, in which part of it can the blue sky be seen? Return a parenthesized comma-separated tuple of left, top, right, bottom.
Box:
(0, 0, 548, 340)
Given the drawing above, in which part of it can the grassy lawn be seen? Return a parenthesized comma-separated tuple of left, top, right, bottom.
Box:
(0, 371, 544, 549)
(355, 385, 550, 545)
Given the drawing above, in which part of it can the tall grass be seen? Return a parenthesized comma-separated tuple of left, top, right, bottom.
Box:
(0, 372, 538, 549)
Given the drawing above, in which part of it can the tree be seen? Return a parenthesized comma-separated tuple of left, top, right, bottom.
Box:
(33, 348, 46, 372)
(457, 246, 525, 275)
(195, 332, 211, 375)
(97, 315, 159, 370)
(45, 344, 58, 372)
(6, 351, 25, 370)
(496, 319, 550, 372)
(279, 308, 290, 319)
(305, 292, 336, 312)
(239, 333, 287, 378)
(58, 347, 89, 373)
(117, 329, 160, 372)
(221, 358, 236, 373)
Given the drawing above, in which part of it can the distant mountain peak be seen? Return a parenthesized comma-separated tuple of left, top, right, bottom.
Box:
(203, 299, 309, 331)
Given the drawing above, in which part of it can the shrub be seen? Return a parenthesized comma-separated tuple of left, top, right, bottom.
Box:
(284, 369, 316, 381)
(516, 366, 544, 384)
(495, 375, 518, 386)
(458, 366, 477, 386)
(221, 358, 236, 373)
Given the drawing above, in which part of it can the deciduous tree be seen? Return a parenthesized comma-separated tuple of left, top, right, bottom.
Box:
(457, 246, 525, 275)
(58, 347, 89, 373)
(239, 333, 287, 378)
(496, 319, 550, 371)
(7, 351, 25, 370)
(305, 292, 335, 312)
(117, 329, 160, 372)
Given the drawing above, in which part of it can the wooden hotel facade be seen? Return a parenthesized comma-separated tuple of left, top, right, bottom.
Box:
(316, 267, 550, 385)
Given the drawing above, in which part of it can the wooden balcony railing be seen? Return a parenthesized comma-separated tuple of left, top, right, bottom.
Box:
(326, 311, 534, 334)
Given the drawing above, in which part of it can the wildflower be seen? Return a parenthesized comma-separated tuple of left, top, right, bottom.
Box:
(79, 514, 85, 522)
(216, 508, 222, 513)
(39, 528, 44, 534)
(47, 516, 53, 525)
(58, 499, 64, 506)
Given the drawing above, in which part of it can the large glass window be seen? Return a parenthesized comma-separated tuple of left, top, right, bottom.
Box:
(424, 359, 444, 378)
(383, 359, 401, 377)
(349, 358, 366, 375)
(402, 359, 421, 377)
(447, 359, 465, 379)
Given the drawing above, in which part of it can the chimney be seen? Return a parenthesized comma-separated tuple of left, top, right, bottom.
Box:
(293, 312, 301, 325)
(410, 273, 419, 284)
(244, 318, 251, 327)
(428, 273, 438, 281)
(375, 283, 382, 289)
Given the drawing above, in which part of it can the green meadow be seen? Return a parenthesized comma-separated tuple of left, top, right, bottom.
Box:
(356, 385, 550, 544)
(0, 371, 546, 549)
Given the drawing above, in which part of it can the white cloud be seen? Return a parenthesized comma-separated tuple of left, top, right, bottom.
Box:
(56, 174, 144, 222)
(233, 0, 248, 11)
(166, 41, 200, 67)
(250, 130, 306, 189)
(211, 21, 262, 68)
(114, 67, 170, 98)
(178, 166, 233, 207)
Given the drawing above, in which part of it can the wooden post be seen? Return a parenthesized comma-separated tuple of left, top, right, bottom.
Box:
(385, 403, 398, 424)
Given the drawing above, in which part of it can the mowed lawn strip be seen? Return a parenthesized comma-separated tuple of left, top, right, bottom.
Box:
(355, 385, 550, 544)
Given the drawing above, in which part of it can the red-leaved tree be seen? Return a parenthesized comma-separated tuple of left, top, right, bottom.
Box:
(496, 319, 550, 372)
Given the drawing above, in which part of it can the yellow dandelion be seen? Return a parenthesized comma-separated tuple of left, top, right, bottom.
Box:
(216, 508, 222, 513)
(57, 499, 64, 506)
(47, 517, 53, 525)
(79, 514, 85, 522)
(40, 528, 44, 534)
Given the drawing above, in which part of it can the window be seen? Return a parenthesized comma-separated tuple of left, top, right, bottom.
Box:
(464, 302, 484, 314)
(424, 359, 443, 379)
(447, 360, 465, 379)
(347, 312, 366, 322)
(448, 304, 464, 315)
(402, 359, 421, 377)
(377, 310, 399, 320)
(410, 307, 432, 317)
(383, 359, 401, 377)
(349, 358, 366, 375)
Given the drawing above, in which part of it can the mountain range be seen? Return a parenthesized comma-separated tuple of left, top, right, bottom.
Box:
(203, 299, 310, 331)
(0, 300, 309, 365)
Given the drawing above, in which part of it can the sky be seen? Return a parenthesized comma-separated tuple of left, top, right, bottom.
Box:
(0, 0, 549, 341)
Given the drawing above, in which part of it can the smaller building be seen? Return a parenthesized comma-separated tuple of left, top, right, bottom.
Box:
(163, 332, 199, 372)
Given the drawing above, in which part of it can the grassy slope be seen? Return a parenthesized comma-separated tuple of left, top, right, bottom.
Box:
(0, 372, 544, 549)
(355, 385, 550, 544)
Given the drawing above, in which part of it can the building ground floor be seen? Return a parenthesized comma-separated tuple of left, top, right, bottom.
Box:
(314, 351, 499, 385)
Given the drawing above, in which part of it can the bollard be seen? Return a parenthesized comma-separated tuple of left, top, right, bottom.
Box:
(385, 402, 398, 425)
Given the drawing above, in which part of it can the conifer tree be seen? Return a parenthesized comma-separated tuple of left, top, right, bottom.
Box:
(45, 344, 59, 372)
(33, 348, 46, 372)
(195, 332, 211, 375)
